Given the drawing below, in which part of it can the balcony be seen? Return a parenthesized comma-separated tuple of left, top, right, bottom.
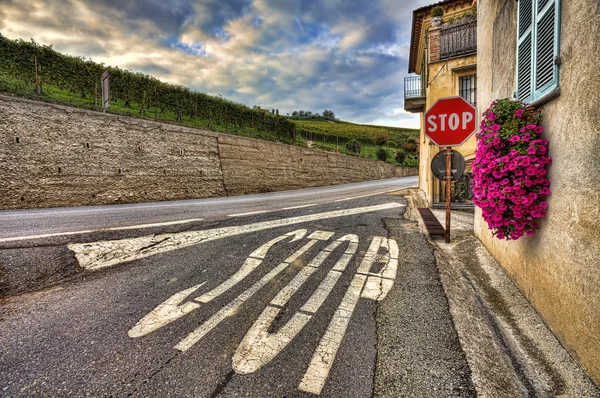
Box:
(440, 17, 477, 60)
(404, 75, 426, 113)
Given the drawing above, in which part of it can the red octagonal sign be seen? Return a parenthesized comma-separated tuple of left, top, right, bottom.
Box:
(424, 96, 477, 147)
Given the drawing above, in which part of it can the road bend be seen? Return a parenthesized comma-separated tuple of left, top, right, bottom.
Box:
(0, 176, 476, 397)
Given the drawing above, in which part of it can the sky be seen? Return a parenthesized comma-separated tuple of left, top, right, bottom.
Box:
(0, 0, 434, 128)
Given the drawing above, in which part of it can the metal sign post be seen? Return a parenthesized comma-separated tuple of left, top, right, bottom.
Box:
(424, 96, 476, 243)
(445, 147, 452, 243)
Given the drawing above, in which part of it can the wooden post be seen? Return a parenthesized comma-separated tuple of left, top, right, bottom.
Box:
(194, 97, 198, 127)
(34, 56, 40, 95)
(445, 147, 452, 243)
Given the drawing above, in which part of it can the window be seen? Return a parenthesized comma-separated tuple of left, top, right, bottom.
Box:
(516, 0, 561, 103)
(459, 74, 477, 107)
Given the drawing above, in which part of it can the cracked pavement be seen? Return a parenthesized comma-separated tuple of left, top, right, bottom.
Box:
(0, 178, 480, 397)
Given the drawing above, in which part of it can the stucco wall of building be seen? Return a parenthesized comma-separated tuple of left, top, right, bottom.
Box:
(0, 95, 417, 210)
(475, 0, 600, 385)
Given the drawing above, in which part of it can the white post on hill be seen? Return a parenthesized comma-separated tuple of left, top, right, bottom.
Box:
(101, 69, 110, 113)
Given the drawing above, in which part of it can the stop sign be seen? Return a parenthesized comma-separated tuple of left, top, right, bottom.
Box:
(424, 96, 477, 147)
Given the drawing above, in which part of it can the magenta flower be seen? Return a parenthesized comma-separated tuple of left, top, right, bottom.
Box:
(472, 99, 551, 240)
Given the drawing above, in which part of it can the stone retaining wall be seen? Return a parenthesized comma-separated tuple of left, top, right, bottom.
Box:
(0, 95, 417, 209)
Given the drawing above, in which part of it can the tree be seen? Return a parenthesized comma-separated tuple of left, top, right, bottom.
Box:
(323, 109, 336, 120)
(299, 110, 305, 116)
(276, 109, 279, 115)
(376, 147, 388, 161)
(292, 111, 298, 116)
(395, 149, 407, 164)
(373, 133, 389, 146)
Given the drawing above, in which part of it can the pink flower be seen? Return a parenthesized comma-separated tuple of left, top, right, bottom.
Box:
(509, 135, 521, 143)
(515, 109, 525, 117)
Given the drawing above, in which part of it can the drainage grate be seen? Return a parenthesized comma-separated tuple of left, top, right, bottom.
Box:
(418, 208, 445, 236)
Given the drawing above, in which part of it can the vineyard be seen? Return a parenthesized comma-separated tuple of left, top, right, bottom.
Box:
(293, 120, 417, 144)
(293, 120, 419, 166)
(0, 36, 419, 165)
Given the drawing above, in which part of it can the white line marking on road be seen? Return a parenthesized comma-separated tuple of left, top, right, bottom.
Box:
(128, 230, 306, 337)
(69, 202, 404, 271)
(298, 235, 397, 395)
(281, 204, 318, 210)
(298, 274, 367, 395)
(228, 210, 269, 217)
(196, 230, 306, 304)
(0, 218, 205, 243)
(174, 238, 320, 352)
(233, 234, 359, 374)
(128, 282, 206, 338)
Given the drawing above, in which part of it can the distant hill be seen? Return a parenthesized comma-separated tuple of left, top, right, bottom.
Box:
(291, 119, 418, 145)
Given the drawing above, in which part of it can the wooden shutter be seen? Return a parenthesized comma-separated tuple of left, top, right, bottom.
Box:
(534, 0, 560, 98)
(516, 0, 534, 102)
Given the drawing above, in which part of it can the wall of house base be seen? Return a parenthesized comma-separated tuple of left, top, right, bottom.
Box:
(476, 0, 600, 386)
(0, 95, 417, 210)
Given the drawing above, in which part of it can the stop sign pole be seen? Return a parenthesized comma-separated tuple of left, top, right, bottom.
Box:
(424, 96, 477, 243)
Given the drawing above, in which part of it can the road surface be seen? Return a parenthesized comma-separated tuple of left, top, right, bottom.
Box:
(0, 177, 476, 397)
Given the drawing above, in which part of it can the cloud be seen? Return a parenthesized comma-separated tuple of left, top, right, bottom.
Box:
(0, 0, 435, 128)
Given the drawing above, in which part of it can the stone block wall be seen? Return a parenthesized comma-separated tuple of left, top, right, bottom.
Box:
(0, 95, 417, 210)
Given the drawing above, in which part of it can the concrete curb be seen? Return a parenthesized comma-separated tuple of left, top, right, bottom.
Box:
(404, 189, 599, 397)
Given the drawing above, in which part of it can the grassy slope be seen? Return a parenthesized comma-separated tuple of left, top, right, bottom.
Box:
(0, 70, 418, 166)
(291, 119, 419, 166)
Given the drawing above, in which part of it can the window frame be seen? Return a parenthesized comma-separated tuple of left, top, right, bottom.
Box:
(516, 0, 561, 104)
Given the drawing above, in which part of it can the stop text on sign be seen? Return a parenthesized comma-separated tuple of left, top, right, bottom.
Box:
(424, 96, 477, 147)
(427, 111, 473, 132)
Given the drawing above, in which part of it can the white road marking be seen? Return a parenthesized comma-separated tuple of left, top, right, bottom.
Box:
(281, 204, 317, 210)
(69, 202, 404, 271)
(126, 229, 400, 396)
(196, 230, 306, 304)
(228, 210, 269, 217)
(0, 218, 204, 243)
(299, 236, 398, 395)
(233, 234, 359, 374)
(298, 274, 367, 395)
(333, 188, 402, 202)
(174, 237, 322, 352)
(128, 230, 306, 338)
(128, 282, 206, 338)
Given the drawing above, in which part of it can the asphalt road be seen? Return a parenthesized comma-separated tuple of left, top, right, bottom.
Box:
(0, 177, 417, 241)
(0, 176, 475, 397)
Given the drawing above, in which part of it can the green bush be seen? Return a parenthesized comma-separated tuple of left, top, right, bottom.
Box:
(431, 6, 444, 17)
(376, 147, 388, 161)
(395, 149, 407, 164)
(386, 140, 398, 148)
(373, 133, 389, 146)
(345, 139, 362, 154)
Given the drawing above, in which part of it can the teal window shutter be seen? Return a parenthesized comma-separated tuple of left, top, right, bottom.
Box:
(516, 0, 534, 103)
(534, 0, 560, 98)
(517, 0, 561, 103)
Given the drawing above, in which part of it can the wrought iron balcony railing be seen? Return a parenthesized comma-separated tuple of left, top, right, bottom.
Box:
(440, 17, 477, 60)
(404, 76, 425, 99)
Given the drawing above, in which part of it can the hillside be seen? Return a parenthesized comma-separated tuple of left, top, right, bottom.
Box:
(0, 36, 418, 166)
(292, 119, 418, 145)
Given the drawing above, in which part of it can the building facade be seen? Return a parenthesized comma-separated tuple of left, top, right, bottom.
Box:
(405, 0, 477, 205)
(475, 0, 600, 386)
